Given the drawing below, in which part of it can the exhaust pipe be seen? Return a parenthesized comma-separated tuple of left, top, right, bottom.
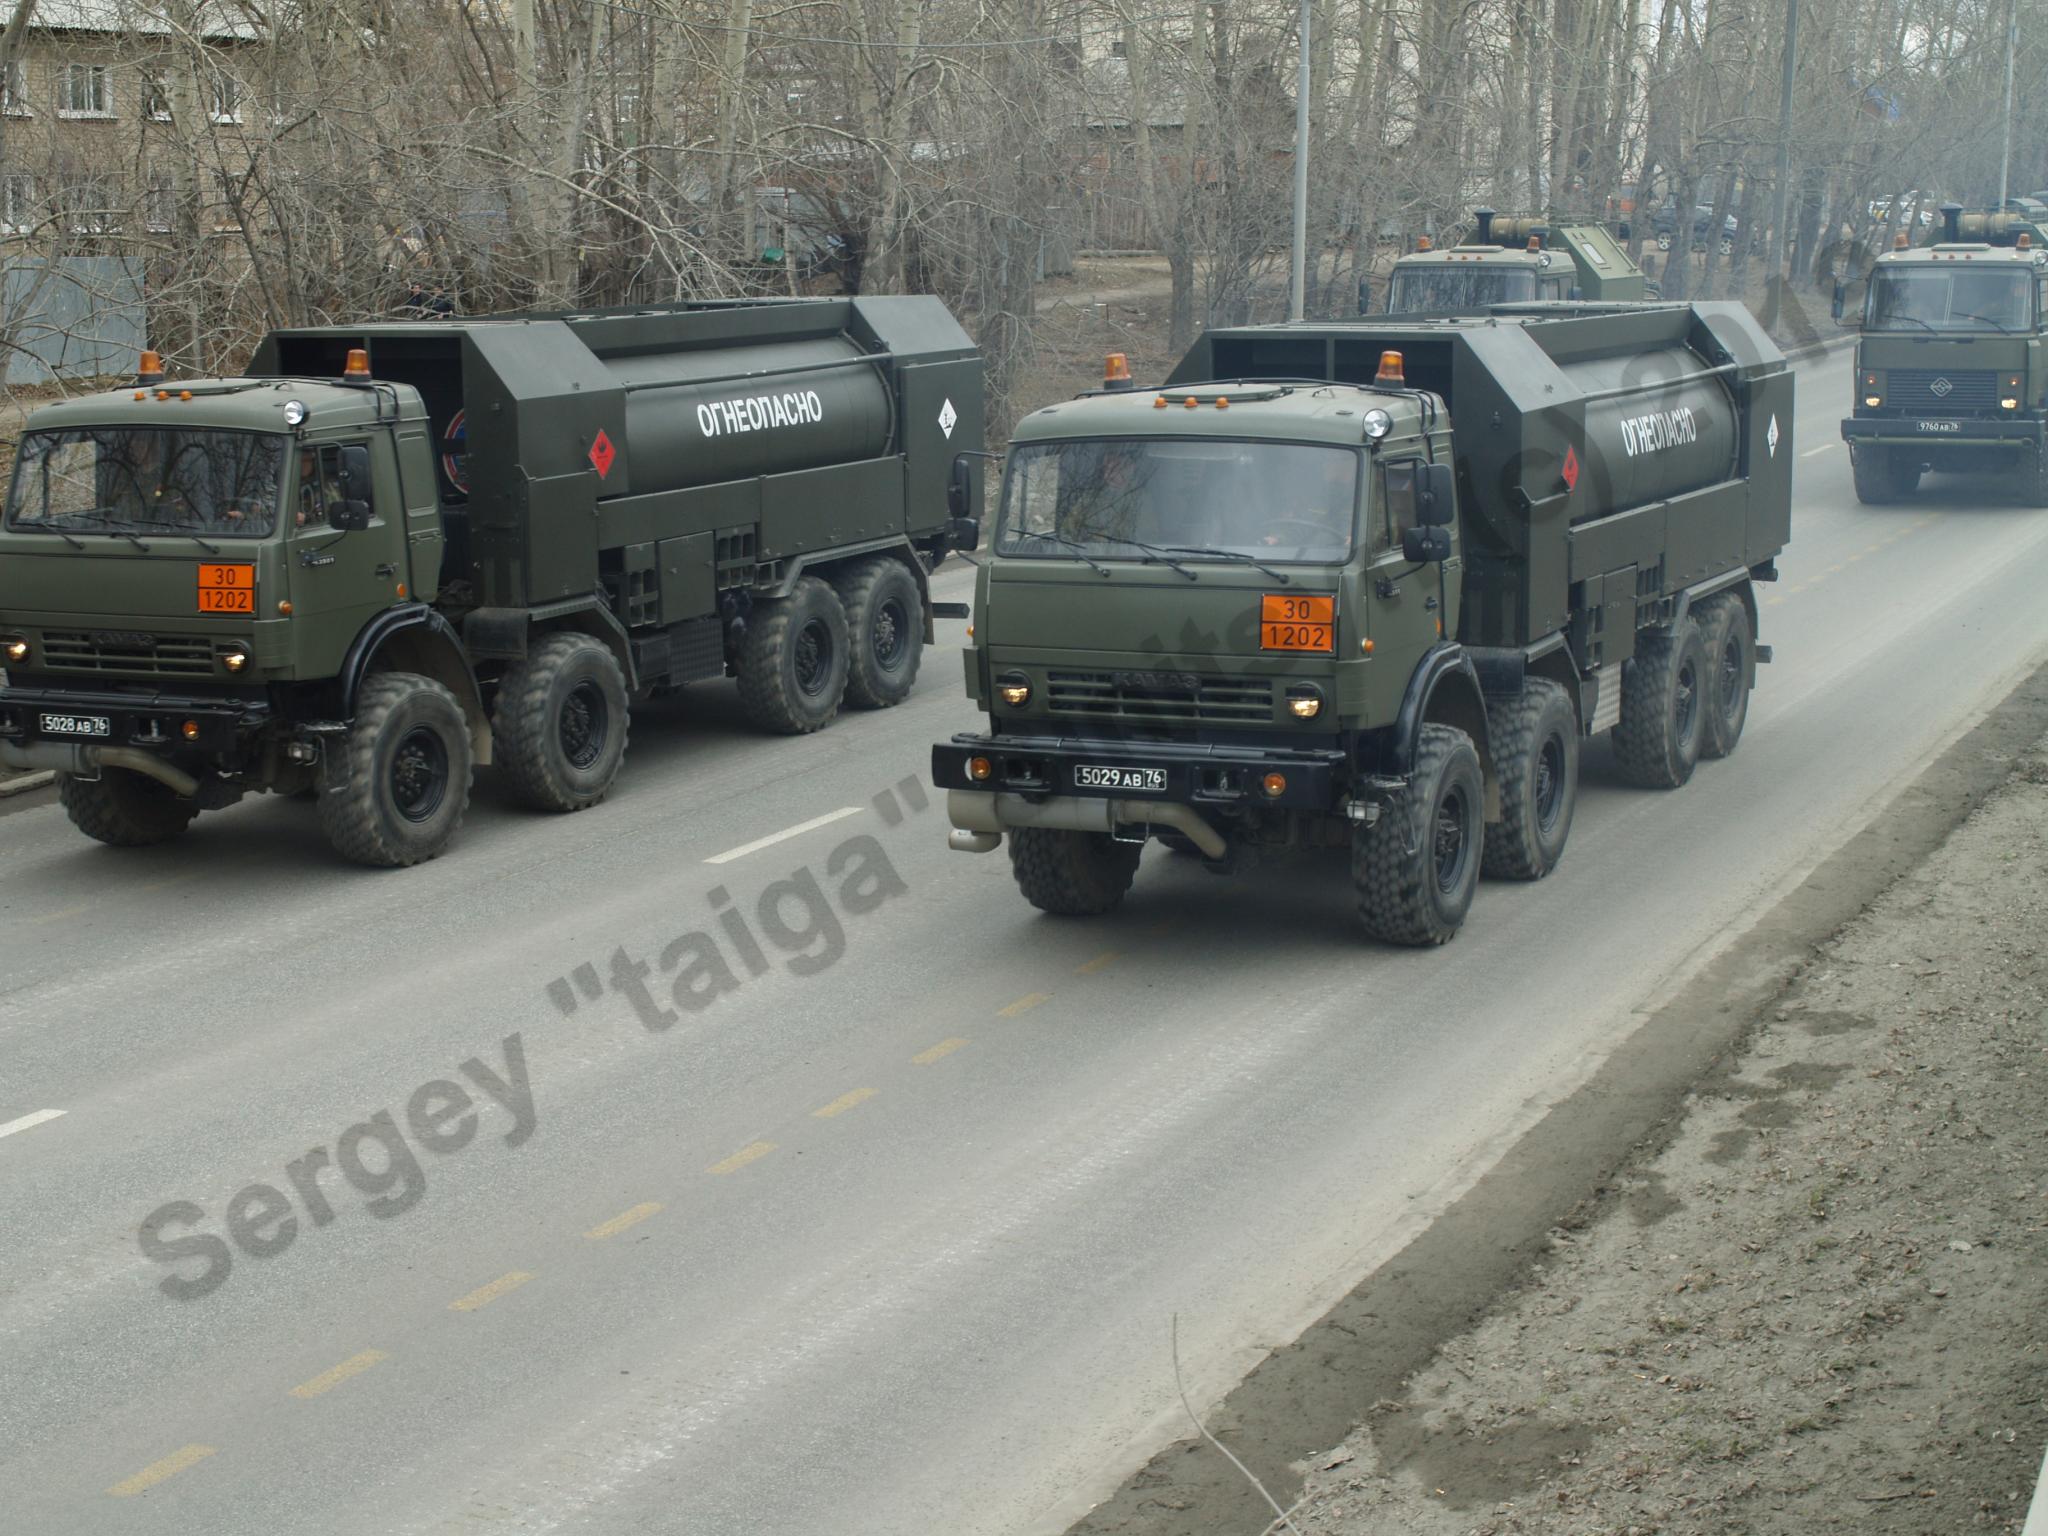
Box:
(1940, 202, 1963, 243)
(0, 741, 200, 797)
(947, 788, 1229, 859)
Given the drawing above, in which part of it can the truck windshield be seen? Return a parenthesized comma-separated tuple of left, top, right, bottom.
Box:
(1388, 266, 1538, 312)
(999, 439, 1358, 564)
(1867, 269, 2033, 332)
(4, 427, 286, 539)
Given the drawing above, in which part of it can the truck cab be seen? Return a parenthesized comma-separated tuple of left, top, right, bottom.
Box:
(1839, 202, 2048, 503)
(1373, 209, 1649, 315)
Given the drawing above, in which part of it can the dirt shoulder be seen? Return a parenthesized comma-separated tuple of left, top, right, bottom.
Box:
(1066, 664, 2048, 1536)
(1297, 724, 2048, 1535)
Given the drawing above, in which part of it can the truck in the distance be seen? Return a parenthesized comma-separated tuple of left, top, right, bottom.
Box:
(1839, 201, 2048, 503)
(0, 297, 984, 865)
(933, 305, 1792, 945)
(1371, 208, 1651, 314)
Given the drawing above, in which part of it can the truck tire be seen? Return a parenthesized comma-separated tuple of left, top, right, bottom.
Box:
(494, 632, 630, 812)
(1692, 594, 1753, 759)
(737, 576, 850, 734)
(834, 557, 923, 709)
(1008, 827, 1142, 916)
(1480, 680, 1577, 881)
(58, 768, 197, 847)
(318, 671, 473, 868)
(1612, 619, 1708, 789)
(2019, 446, 2048, 507)
(1851, 446, 1918, 504)
(1353, 723, 1484, 945)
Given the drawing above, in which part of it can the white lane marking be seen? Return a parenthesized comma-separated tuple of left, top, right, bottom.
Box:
(705, 807, 862, 865)
(1802, 443, 1837, 458)
(0, 1108, 65, 1140)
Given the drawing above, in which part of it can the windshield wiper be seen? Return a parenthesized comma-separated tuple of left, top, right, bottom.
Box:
(1875, 313, 1938, 332)
(1092, 533, 1197, 579)
(1156, 545, 1294, 585)
(1953, 312, 2019, 334)
(1018, 530, 1112, 576)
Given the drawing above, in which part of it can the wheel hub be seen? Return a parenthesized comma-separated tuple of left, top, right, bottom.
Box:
(559, 680, 608, 770)
(1433, 787, 1469, 893)
(391, 726, 449, 822)
(872, 599, 907, 669)
(795, 617, 834, 696)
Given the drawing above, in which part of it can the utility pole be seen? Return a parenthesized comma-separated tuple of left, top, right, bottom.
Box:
(1999, 0, 2018, 209)
(1763, 0, 1798, 330)
(1288, 0, 1310, 321)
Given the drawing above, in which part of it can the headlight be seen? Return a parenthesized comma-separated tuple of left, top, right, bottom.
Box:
(1362, 408, 1393, 440)
(2002, 397, 2020, 410)
(282, 399, 309, 426)
(996, 671, 1031, 707)
(1864, 395, 1882, 408)
(1, 636, 27, 665)
(1285, 684, 1325, 720)
(220, 645, 250, 673)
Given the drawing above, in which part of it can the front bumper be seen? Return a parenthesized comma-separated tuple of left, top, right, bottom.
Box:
(1841, 415, 2045, 449)
(0, 683, 269, 760)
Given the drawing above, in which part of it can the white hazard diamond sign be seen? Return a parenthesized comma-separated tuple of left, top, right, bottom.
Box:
(938, 398, 958, 440)
(1767, 414, 1779, 458)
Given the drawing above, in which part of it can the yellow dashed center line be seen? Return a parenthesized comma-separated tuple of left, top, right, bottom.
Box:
(289, 1349, 388, 1400)
(913, 1038, 968, 1065)
(585, 1201, 663, 1239)
(997, 992, 1050, 1018)
(708, 1140, 777, 1175)
(1075, 951, 1120, 975)
(449, 1271, 534, 1312)
(107, 1443, 216, 1497)
(812, 1086, 877, 1119)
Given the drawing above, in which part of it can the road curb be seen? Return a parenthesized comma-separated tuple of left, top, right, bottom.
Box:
(0, 770, 54, 798)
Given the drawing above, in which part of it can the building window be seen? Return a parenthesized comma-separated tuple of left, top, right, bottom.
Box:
(58, 174, 116, 233)
(59, 62, 112, 118)
(145, 174, 173, 232)
(2, 61, 28, 116)
(2, 172, 37, 233)
(143, 68, 172, 121)
(209, 70, 239, 123)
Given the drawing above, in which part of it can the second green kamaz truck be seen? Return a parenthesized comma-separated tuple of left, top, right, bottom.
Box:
(934, 304, 1792, 945)
(0, 297, 983, 865)
(1840, 202, 2048, 503)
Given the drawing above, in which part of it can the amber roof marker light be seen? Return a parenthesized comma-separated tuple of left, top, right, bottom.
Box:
(1375, 350, 1406, 386)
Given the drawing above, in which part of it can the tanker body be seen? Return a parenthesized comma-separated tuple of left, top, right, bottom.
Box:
(934, 303, 1791, 945)
(0, 296, 985, 866)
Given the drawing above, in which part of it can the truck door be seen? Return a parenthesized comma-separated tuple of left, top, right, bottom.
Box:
(289, 440, 403, 666)
(1366, 456, 1452, 665)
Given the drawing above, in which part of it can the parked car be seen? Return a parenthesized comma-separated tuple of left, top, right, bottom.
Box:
(1868, 194, 1937, 228)
(1650, 202, 1739, 255)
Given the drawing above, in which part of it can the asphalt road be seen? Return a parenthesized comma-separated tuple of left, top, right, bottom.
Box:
(4, 346, 2048, 1536)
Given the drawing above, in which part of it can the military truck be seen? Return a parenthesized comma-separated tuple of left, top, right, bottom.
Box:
(0, 297, 984, 865)
(932, 304, 1792, 945)
(1372, 209, 1650, 314)
(1839, 202, 2048, 504)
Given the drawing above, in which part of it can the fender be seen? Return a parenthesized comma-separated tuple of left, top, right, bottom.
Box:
(764, 537, 938, 644)
(339, 604, 493, 763)
(1388, 643, 1490, 779)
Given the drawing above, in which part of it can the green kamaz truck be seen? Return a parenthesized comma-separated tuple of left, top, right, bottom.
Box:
(933, 304, 1792, 945)
(0, 297, 984, 865)
(1372, 209, 1651, 314)
(1839, 202, 2048, 503)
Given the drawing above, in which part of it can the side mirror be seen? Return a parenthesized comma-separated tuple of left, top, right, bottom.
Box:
(947, 453, 975, 519)
(328, 498, 371, 532)
(1830, 282, 1845, 321)
(1402, 525, 1452, 563)
(1416, 462, 1456, 527)
(944, 516, 980, 553)
(338, 444, 373, 503)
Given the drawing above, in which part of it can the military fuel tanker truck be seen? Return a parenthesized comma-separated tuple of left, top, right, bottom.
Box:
(1839, 202, 2048, 504)
(1373, 209, 1651, 314)
(0, 297, 983, 865)
(932, 304, 1791, 945)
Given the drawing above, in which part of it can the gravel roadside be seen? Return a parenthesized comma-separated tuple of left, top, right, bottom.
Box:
(1293, 732, 2048, 1536)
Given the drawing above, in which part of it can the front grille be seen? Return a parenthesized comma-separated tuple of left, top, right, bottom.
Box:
(42, 631, 216, 677)
(1047, 669, 1273, 724)
(1887, 368, 1999, 412)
